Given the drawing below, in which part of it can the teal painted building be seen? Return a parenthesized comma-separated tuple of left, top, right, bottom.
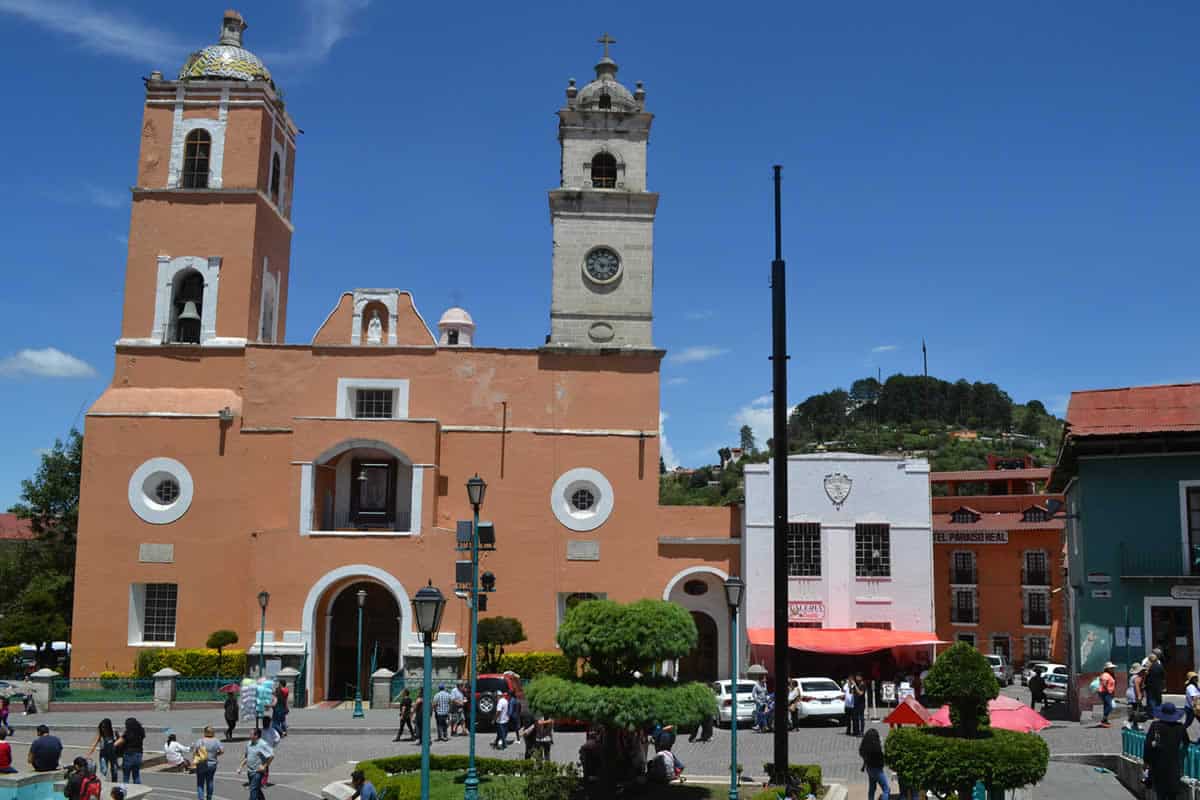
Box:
(1050, 383, 1200, 711)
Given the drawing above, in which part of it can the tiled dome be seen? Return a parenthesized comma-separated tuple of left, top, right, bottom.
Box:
(575, 57, 639, 112)
(179, 10, 273, 85)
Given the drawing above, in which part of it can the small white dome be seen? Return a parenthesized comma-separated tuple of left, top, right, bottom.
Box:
(438, 307, 475, 328)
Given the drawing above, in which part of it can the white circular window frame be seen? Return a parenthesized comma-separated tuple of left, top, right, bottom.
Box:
(581, 246, 623, 286)
(128, 457, 194, 524)
(551, 468, 614, 532)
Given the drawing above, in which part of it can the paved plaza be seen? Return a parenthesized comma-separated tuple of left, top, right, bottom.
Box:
(0, 683, 1139, 798)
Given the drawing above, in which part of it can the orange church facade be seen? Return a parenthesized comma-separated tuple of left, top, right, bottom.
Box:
(71, 12, 737, 700)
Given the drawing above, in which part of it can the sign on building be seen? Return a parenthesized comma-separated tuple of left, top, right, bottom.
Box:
(788, 600, 825, 621)
(932, 531, 1009, 544)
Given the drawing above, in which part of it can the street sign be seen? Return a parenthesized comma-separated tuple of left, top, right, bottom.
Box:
(1091, 589, 1112, 599)
(1171, 585, 1200, 600)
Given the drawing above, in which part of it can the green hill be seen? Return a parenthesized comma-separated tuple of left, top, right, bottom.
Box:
(660, 373, 1063, 506)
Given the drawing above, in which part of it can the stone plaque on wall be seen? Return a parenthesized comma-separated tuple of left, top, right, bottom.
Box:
(139, 543, 174, 563)
(566, 540, 600, 561)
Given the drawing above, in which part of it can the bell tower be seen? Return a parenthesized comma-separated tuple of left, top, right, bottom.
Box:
(547, 35, 657, 349)
(117, 10, 297, 348)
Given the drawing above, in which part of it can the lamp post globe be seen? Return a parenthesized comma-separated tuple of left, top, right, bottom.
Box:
(352, 588, 368, 718)
(724, 575, 744, 800)
(466, 474, 487, 508)
(256, 590, 270, 677)
(414, 581, 446, 800)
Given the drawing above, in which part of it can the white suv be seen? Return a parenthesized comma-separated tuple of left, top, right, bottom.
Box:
(986, 654, 1014, 685)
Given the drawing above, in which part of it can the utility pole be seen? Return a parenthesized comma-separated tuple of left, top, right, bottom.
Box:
(770, 165, 790, 783)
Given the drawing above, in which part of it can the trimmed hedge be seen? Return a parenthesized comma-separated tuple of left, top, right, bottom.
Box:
(495, 651, 575, 680)
(134, 648, 248, 677)
(99, 671, 136, 687)
(525, 675, 717, 729)
(0, 646, 23, 677)
(762, 763, 823, 795)
(356, 755, 538, 800)
(885, 727, 1048, 795)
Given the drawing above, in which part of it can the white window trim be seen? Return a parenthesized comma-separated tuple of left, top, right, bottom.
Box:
(125, 255, 244, 348)
(351, 291, 400, 345)
(551, 467, 614, 532)
(128, 457, 194, 525)
(127, 583, 177, 647)
(298, 461, 425, 537)
(1179, 481, 1200, 575)
(1143, 595, 1200, 660)
(166, 87, 229, 189)
(336, 378, 410, 419)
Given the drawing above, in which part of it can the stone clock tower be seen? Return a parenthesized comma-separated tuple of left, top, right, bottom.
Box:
(548, 35, 657, 349)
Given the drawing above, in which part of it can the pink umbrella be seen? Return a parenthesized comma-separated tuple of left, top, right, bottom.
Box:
(929, 694, 1050, 733)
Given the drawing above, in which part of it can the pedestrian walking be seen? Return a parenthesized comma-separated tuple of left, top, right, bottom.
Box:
(225, 692, 240, 742)
(492, 692, 510, 749)
(535, 711, 554, 762)
(272, 679, 289, 736)
(852, 674, 868, 736)
(1127, 663, 1146, 731)
(1144, 702, 1188, 799)
(412, 690, 424, 744)
(260, 717, 281, 787)
(787, 679, 801, 730)
(1185, 672, 1200, 735)
(859, 728, 890, 800)
(519, 709, 538, 760)
(86, 718, 120, 781)
(1028, 671, 1046, 712)
(393, 689, 414, 742)
(1146, 652, 1166, 718)
(751, 675, 769, 732)
(450, 683, 466, 736)
(349, 769, 377, 800)
(0, 698, 12, 736)
(0, 729, 15, 774)
(1098, 662, 1117, 727)
(192, 725, 224, 800)
(115, 717, 145, 783)
(507, 692, 523, 744)
(239, 729, 273, 800)
(432, 685, 452, 742)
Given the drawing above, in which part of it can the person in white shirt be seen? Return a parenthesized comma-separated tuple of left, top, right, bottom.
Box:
(787, 680, 801, 730)
(492, 693, 510, 750)
(1185, 671, 1200, 733)
(163, 734, 191, 772)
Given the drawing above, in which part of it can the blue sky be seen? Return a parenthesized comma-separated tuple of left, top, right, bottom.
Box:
(1, 0, 1197, 505)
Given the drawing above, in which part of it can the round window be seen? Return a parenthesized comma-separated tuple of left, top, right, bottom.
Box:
(550, 468, 614, 532)
(571, 488, 596, 512)
(683, 579, 708, 596)
(128, 458, 194, 524)
(154, 478, 180, 504)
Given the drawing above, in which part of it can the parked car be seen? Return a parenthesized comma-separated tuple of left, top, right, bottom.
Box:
(473, 673, 524, 729)
(986, 654, 1014, 685)
(791, 677, 846, 725)
(713, 679, 757, 727)
(1043, 672, 1068, 704)
(1022, 661, 1067, 686)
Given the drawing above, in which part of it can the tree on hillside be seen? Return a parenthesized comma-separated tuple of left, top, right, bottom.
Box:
(1, 430, 82, 664)
(739, 424, 757, 453)
(850, 377, 881, 402)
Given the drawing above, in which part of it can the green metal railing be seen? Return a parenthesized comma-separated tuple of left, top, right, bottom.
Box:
(52, 677, 154, 702)
(1123, 729, 1200, 778)
(175, 677, 226, 702)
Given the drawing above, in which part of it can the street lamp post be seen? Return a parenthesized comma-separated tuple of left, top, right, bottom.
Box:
(257, 591, 270, 677)
(414, 581, 447, 800)
(724, 576, 745, 800)
(352, 588, 367, 719)
(463, 474, 487, 800)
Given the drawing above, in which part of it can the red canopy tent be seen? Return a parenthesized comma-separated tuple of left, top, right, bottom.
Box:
(747, 627, 945, 655)
(883, 695, 934, 728)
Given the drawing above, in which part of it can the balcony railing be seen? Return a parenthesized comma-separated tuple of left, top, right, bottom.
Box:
(314, 508, 412, 532)
(950, 567, 977, 585)
(1120, 542, 1200, 577)
(1022, 569, 1050, 586)
(951, 608, 979, 624)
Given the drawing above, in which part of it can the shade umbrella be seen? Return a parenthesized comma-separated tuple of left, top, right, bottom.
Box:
(218, 683, 241, 694)
(929, 694, 1050, 733)
(746, 663, 768, 678)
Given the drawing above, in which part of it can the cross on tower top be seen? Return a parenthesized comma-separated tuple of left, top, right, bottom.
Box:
(597, 32, 616, 58)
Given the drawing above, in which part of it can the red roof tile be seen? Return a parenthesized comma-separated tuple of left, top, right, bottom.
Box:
(931, 511, 1063, 532)
(0, 513, 34, 541)
(1066, 383, 1200, 437)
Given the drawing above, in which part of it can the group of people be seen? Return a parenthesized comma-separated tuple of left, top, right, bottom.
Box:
(391, 684, 554, 759)
(578, 722, 685, 786)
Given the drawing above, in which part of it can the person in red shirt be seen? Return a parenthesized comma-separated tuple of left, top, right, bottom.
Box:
(0, 727, 15, 773)
(1098, 661, 1118, 728)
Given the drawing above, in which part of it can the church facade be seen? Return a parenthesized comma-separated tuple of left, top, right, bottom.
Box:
(72, 12, 738, 699)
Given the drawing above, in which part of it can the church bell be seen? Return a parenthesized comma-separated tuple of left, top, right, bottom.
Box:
(178, 301, 202, 323)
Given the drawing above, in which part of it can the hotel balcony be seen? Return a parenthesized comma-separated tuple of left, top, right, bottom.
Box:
(950, 567, 977, 585)
(1119, 542, 1200, 579)
(951, 608, 979, 624)
(1022, 609, 1051, 626)
(1021, 569, 1050, 586)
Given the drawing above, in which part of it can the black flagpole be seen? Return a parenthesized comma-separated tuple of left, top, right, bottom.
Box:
(770, 165, 790, 781)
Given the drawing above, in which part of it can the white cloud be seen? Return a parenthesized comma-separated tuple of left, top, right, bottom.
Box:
(263, 0, 371, 65)
(732, 397, 798, 448)
(750, 393, 772, 407)
(84, 183, 125, 209)
(0, 348, 97, 379)
(667, 346, 729, 364)
(659, 411, 679, 470)
(665, 377, 688, 386)
(872, 344, 899, 353)
(0, 0, 186, 65)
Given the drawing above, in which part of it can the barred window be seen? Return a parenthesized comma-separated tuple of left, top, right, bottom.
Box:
(1028, 636, 1050, 661)
(951, 551, 976, 584)
(952, 589, 977, 623)
(182, 130, 211, 189)
(1024, 550, 1049, 585)
(143, 583, 178, 642)
(1025, 590, 1050, 625)
(591, 153, 617, 187)
(786, 523, 821, 577)
(354, 389, 394, 419)
(855, 523, 890, 577)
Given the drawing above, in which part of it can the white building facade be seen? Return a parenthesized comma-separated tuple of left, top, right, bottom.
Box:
(743, 453, 935, 638)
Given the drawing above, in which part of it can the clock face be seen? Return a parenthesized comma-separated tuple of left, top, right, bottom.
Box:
(585, 247, 621, 284)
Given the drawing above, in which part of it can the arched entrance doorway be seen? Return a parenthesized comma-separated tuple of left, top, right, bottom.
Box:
(678, 611, 719, 682)
(326, 581, 400, 700)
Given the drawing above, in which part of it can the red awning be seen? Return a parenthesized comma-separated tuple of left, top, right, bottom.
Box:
(747, 627, 946, 655)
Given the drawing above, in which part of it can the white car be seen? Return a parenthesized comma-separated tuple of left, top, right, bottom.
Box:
(791, 677, 846, 723)
(986, 654, 1014, 685)
(1043, 672, 1068, 704)
(713, 679, 758, 727)
(1023, 662, 1067, 685)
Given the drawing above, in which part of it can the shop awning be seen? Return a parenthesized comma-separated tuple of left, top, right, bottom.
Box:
(747, 627, 946, 655)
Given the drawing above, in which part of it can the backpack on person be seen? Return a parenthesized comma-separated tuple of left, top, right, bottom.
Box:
(192, 744, 208, 769)
(80, 773, 102, 800)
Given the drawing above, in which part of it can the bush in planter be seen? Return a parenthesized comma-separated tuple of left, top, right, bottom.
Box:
(134, 647, 247, 677)
(885, 642, 1048, 798)
(495, 651, 575, 679)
